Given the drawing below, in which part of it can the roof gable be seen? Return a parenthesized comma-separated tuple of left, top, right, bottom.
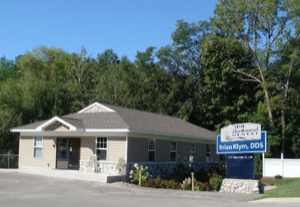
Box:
(78, 102, 115, 113)
(36, 116, 77, 131)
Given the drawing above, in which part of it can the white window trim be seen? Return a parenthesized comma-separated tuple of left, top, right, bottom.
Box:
(147, 139, 156, 162)
(95, 137, 108, 161)
(33, 136, 43, 160)
(169, 142, 177, 162)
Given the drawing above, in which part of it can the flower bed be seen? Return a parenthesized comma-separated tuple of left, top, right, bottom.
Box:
(129, 163, 224, 191)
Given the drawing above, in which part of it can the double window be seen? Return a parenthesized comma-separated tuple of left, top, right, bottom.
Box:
(96, 137, 107, 160)
(170, 142, 177, 161)
(148, 139, 156, 161)
(33, 136, 43, 159)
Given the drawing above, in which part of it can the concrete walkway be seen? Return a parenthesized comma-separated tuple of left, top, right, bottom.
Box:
(253, 198, 300, 203)
(0, 168, 108, 182)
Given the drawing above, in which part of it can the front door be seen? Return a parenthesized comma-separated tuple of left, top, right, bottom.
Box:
(56, 138, 81, 170)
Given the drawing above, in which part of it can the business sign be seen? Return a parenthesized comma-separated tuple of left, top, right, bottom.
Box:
(216, 123, 267, 154)
(221, 123, 261, 142)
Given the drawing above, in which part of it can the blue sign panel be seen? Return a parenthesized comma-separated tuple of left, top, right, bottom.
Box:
(216, 131, 267, 154)
(226, 154, 254, 179)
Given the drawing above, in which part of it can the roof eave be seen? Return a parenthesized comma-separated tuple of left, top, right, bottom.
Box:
(128, 130, 215, 143)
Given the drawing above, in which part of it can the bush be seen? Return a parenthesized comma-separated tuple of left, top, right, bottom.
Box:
(180, 177, 205, 191)
(129, 163, 150, 185)
(194, 169, 209, 182)
(181, 177, 193, 190)
(194, 181, 205, 191)
(143, 177, 180, 189)
(275, 175, 283, 179)
(174, 163, 191, 182)
(209, 174, 223, 191)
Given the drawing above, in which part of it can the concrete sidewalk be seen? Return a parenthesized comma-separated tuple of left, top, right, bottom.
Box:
(253, 198, 300, 203)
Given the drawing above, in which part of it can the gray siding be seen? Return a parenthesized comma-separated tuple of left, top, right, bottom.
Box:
(127, 137, 218, 163)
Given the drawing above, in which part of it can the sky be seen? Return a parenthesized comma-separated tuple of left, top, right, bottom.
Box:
(0, 0, 217, 60)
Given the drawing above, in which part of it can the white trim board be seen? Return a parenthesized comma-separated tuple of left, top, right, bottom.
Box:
(36, 116, 77, 131)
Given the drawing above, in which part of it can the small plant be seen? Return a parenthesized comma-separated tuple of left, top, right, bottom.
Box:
(195, 169, 209, 182)
(181, 177, 193, 190)
(181, 177, 205, 191)
(209, 174, 223, 191)
(143, 177, 180, 189)
(116, 158, 126, 174)
(129, 163, 149, 185)
(275, 175, 283, 179)
(194, 181, 205, 191)
(174, 163, 191, 181)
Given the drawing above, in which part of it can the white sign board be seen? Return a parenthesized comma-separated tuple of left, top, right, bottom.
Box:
(220, 123, 261, 142)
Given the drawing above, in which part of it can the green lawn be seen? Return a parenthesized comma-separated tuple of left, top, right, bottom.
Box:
(261, 178, 300, 198)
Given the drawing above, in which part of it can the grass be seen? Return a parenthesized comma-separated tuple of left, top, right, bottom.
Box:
(261, 177, 300, 198)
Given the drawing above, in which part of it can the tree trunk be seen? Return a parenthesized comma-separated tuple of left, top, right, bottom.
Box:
(262, 84, 274, 127)
(281, 59, 293, 155)
(281, 108, 286, 154)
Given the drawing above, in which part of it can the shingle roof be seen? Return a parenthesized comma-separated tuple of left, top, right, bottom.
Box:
(63, 112, 129, 129)
(12, 103, 215, 141)
(104, 104, 215, 140)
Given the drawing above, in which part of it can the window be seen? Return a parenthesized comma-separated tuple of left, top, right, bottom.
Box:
(33, 136, 43, 159)
(96, 137, 107, 160)
(57, 138, 68, 160)
(206, 144, 211, 162)
(189, 144, 196, 162)
(148, 139, 156, 161)
(170, 142, 177, 161)
(191, 144, 196, 155)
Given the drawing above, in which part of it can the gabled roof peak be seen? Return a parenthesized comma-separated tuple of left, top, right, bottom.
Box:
(77, 102, 115, 113)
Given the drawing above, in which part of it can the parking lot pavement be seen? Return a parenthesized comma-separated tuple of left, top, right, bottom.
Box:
(0, 171, 299, 207)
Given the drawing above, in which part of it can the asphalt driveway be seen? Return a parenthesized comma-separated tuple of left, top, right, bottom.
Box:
(0, 171, 298, 207)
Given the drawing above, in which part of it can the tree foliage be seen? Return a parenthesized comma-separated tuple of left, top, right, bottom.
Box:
(0, 0, 299, 157)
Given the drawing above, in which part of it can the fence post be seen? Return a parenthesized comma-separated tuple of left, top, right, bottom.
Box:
(7, 152, 10, 169)
(138, 168, 142, 186)
(191, 172, 195, 192)
(262, 153, 265, 177)
(281, 153, 284, 177)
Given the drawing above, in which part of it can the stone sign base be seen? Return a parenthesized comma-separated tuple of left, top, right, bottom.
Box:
(220, 179, 260, 194)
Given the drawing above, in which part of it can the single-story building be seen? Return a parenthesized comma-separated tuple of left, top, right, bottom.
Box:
(11, 102, 218, 182)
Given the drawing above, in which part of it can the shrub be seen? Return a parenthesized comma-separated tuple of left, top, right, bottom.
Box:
(180, 177, 205, 191)
(129, 163, 150, 185)
(174, 163, 191, 182)
(143, 177, 180, 189)
(275, 175, 283, 179)
(194, 169, 209, 182)
(116, 158, 126, 174)
(181, 177, 192, 190)
(194, 181, 205, 191)
(209, 174, 223, 191)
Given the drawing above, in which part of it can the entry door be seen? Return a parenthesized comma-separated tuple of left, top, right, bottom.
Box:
(56, 138, 80, 170)
(68, 139, 80, 169)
